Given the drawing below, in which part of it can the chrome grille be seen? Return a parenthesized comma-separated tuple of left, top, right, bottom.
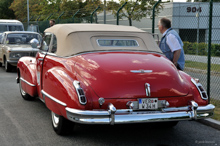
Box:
(9, 52, 30, 58)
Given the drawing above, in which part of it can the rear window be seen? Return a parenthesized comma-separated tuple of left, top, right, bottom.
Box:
(97, 39, 139, 47)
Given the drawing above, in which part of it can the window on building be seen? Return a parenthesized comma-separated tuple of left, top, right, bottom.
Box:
(179, 29, 206, 43)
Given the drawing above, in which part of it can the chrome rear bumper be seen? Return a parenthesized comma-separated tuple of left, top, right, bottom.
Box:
(66, 101, 215, 125)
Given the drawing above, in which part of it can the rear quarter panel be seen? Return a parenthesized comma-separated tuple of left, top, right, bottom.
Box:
(179, 71, 208, 106)
(41, 55, 94, 118)
(42, 66, 93, 117)
(17, 57, 37, 97)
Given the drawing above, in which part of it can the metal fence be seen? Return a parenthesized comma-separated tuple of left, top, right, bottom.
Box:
(160, 2, 220, 109)
(22, 2, 220, 108)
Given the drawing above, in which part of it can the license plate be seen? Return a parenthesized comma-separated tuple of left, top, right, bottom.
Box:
(138, 98, 158, 110)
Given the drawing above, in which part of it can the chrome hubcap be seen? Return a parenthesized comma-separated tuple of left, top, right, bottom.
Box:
(52, 112, 59, 128)
(19, 79, 26, 96)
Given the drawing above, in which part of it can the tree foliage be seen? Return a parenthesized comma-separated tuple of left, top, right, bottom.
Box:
(9, 0, 102, 21)
(107, 0, 162, 26)
(0, 0, 15, 19)
(10, 0, 44, 21)
(8, 0, 161, 24)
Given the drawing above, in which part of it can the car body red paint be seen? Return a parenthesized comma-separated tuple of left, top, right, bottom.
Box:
(16, 24, 215, 135)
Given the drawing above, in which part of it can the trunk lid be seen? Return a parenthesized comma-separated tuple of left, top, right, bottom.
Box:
(75, 52, 189, 99)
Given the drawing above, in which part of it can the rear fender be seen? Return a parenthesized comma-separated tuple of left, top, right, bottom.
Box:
(17, 57, 37, 97)
(42, 67, 92, 118)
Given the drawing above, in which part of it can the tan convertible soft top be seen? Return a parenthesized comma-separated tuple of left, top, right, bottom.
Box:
(45, 24, 162, 57)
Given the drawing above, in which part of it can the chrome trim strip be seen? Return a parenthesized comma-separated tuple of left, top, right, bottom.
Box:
(56, 50, 163, 59)
(38, 58, 43, 61)
(162, 107, 189, 112)
(66, 103, 215, 125)
(130, 70, 152, 73)
(66, 108, 110, 116)
(41, 90, 67, 107)
(20, 77, 35, 87)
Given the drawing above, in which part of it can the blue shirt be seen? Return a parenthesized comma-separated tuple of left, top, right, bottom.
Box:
(159, 28, 185, 70)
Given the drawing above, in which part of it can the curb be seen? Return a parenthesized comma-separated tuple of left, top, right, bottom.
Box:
(197, 118, 220, 131)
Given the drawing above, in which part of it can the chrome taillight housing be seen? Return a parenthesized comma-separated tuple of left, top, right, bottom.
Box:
(191, 78, 208, 100)
(73, 80, 87, 105)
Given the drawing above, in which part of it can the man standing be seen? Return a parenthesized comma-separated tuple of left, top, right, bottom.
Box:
(49, 19, 55, 27)
(158, 17, 185, 70)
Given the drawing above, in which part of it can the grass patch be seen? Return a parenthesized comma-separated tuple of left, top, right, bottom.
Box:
(210, 99, 220, 121)
(185, 61, 220, 72)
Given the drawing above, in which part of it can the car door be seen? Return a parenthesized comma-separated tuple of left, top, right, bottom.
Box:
(36, 33, 52, 100)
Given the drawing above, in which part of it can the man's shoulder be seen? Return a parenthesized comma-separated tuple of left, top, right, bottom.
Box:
(167, 29, 180, 38)
(167, 29, 177, 34)
(166, 32, 176, 40)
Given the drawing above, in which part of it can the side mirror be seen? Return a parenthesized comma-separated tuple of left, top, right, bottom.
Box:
(30, 38, 40, 49)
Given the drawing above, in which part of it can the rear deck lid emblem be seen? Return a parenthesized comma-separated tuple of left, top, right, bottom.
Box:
(130, 70, 152, 73)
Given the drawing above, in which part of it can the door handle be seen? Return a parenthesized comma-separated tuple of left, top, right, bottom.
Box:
(38, 58, 43, 61)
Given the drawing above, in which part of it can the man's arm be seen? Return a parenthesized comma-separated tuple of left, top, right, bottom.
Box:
(166, 34, 182, 67)
(173, 49, 181, 67)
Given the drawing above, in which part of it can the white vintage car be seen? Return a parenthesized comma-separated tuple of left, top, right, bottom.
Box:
(0, 31, 42, 72)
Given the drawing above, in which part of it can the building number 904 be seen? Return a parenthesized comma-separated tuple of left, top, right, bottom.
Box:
(187, 7, 202, 13)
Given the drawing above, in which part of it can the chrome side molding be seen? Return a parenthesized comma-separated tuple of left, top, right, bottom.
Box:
(20, 77, 36, 87)
(41, 90, 67, 107)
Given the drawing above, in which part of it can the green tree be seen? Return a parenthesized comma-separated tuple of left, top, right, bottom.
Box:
(0, 0, 15, 19)
(10, 0, 44, 21)
(81, 0, 102, 22)
(9, 0, 102, 22)
(39, 0, 62, 20)
(59, 0, 88, 20)
(107, 0, 162, 26)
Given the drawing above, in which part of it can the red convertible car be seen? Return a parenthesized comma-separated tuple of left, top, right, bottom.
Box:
(16, 24, 215, 135)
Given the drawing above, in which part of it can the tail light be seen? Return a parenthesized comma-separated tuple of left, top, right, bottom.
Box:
(73, 80, 87, 105)
(191, 78, 208, 100)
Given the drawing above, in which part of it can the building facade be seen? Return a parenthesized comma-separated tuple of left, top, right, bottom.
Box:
(97, 2, 220, 44)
